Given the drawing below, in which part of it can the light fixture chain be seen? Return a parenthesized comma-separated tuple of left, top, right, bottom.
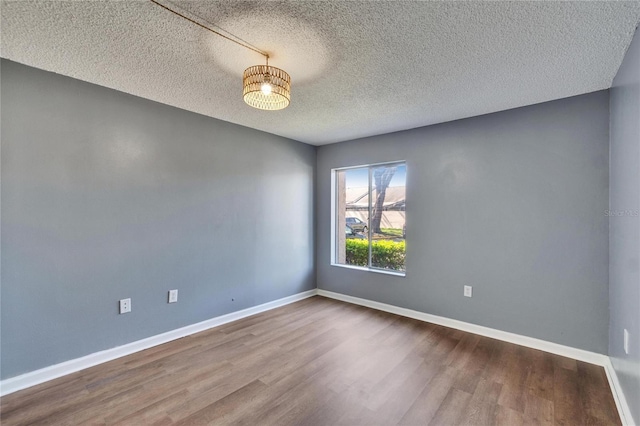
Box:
(149, 0, 269, 59)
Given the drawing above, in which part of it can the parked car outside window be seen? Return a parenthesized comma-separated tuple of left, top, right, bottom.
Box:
(345, 217, 367, 233)
(346, 225, 366, 239)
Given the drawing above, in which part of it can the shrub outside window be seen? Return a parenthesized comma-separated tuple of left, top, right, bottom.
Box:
(333, 162, 406, 274)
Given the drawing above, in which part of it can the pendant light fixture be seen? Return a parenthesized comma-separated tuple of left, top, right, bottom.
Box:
(243, 57, 291, 110)
(150, 0, 291, 111)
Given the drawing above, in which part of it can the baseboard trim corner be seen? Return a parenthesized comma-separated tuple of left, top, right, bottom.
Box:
(603, 358, 636, 426)
(0, 289, 317, 397)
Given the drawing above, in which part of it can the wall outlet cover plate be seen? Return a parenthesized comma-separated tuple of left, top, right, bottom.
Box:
(119, 298, 131, 314)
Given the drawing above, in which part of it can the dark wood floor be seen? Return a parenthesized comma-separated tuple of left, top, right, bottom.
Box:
(1, 296, 620, 425)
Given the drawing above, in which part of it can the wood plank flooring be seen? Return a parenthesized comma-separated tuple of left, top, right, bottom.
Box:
(0, 296, 620, 425)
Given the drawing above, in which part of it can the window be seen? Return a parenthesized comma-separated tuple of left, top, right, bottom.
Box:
(333, 162, 406, 274)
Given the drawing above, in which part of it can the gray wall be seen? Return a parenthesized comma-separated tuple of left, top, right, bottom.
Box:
(610, 27, 640, 425)
(317, 91, 610, 354)
(0, 59, 316, 379)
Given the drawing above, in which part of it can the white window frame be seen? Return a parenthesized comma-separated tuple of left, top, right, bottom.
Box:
(330, 161, 406, 277)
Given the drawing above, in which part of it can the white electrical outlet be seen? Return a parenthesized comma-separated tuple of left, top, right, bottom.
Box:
(168, 289, 178, 303)
(464, 285, 473, 298)
(624, 329, 630, 355)
(119, 298, 131, 314)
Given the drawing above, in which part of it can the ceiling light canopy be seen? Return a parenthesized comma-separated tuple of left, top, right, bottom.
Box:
(243, 61, 291, 111)
(150, 0, 291, 111)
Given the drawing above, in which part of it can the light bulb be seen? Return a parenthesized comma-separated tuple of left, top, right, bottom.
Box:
(261, 82, 272, 96)
(261, 73, 272, 96)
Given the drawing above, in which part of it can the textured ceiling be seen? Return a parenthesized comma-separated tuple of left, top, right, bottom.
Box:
(2, 1, 640, 145)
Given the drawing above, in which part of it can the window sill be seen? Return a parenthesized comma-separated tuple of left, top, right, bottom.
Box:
(330, 263, 406, 277)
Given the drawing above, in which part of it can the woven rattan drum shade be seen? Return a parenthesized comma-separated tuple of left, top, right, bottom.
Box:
(243, 65, 291, 110)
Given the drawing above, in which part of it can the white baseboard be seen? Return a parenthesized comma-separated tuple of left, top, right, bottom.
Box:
(604, 358, 636, 426)
(317, 289, 608, 365)
(0, 289, 317, 397)
(3, 287, 634, 426)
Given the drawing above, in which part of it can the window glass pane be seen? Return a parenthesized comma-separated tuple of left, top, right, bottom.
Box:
(334, 162, 405, 273)
(370, 164, 406, 271)
(335, 167, 369, 267)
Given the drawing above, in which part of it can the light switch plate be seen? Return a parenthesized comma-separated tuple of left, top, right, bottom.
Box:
(464, 285, 473, 298)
